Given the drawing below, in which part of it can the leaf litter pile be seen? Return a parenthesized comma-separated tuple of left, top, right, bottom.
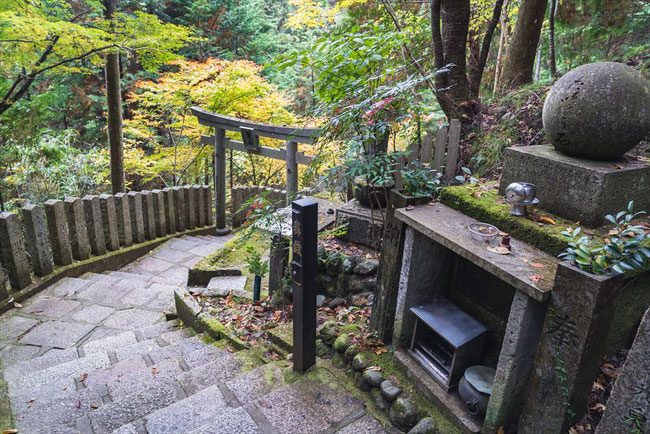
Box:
(570, 349, 628, 433)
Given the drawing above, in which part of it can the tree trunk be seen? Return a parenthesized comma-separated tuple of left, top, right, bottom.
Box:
(105, 0, 125, 194)
(469, 0, 505, 98)
(498, 0, 548, 92)
(492, 0, 511, 94)
(430, 0, 473, 122)
(548, 0, 558, 78)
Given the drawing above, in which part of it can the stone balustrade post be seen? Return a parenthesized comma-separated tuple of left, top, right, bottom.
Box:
(183, 186, 196, 230)
(82, 195, 106, 255)
(162, 188, 176, 234)
(141, 190, 157, 240)
(172, 187, 186, 232)
(114, 193, 133, 247)
(194, 185, 205, 228)
(127, 192, 145, 244)
(203, 185, 213, 226)
(152, 189, 168, 237)
(44, 199, 73, 266)
(99, 194, 120, 251)
(0, 267, 9, 300)
(0, 212, 32, 289)
(22, 204, 54, 277)
(64, 197, 91, 261)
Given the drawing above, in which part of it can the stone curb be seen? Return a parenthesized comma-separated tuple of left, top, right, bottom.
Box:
(0, 225, 217, 315)
(173, 287, 250, 351)
(187, 268, 242, 287)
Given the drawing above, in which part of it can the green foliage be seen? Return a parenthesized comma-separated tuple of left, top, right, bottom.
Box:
(454, 167, 479, 185)
(559, 201, 650, 275)
(401, 161, 443, 198)
(244, 246, 269, 277)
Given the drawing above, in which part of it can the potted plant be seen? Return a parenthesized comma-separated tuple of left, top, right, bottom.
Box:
(244, 246, 269, 303)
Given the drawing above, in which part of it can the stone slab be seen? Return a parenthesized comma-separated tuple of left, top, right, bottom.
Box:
(195, 185, 205, 227)
(22, 204, 54, 276)
(18, 319, 94, 349)
(102, 308, 163, 330)
(114, 338, 160, 361)
(152, 189, 168, 237)
(88, 381, 180, 433)
(162, 188, 176, 234)
(337, 414, 387, 433)
(184, 185, 197, 230)
(177, 355, 244, 395)
(44, 199, 74, 266)
(499, 145, 650, 227)
(76, 281, 133, 304)
(252, 369, 364, 434)
(0, 315, 38, 340)
(173, 187, 186, 232)
(21, 295, 80, 319)
(71, 304, 116, 324)
(64, 197, 91, 260)
(394, 203, 557, 301)
(3, 347, 79, 378)
(48, 277, 89, 297)
(144, 383, 228, 433)
(106, 357, 184, 402)
(206, 276, 248, 297)
(203, 185, 214, 226)
(0, 343, 40, 366)
(225, 363, 287, 405)
(335, 199, 384, 250)
(189, 406, 262, 434)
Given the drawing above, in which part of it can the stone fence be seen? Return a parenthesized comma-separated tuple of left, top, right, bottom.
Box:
(0, 185, 213, 311)
(231, 185, 297, 228)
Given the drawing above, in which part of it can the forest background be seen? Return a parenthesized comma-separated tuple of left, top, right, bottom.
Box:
(0, 0, 648, 209)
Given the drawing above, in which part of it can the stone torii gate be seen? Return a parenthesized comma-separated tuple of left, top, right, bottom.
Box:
(192, 107, 319, 234)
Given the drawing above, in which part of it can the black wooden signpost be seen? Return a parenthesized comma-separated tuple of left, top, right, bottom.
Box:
(291, 198, 318, 373)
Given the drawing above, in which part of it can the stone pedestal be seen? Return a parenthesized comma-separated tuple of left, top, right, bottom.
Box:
(596, 308, 650, 433)
(499, 145, 650, 227)
(335, 200, 385, 250)
(519, 263, 625, 433)
(371, 190, 429, 343)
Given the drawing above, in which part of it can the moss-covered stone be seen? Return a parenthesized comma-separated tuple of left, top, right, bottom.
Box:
(352, 353, 370, 371)
(0, 362, 14, 432)
(408, 417, 439, 434)
(370, 387, 390, 411)
(362, 368, 384, 387)
(389, 397, 419, 431)
(333, 333, 352, 353)
(316, 339, 332, 358)
(317, 320, 339, 345)
(344, 343, 360, 362)
(439, 184, 600, 256)
(332, 353, 347, 369)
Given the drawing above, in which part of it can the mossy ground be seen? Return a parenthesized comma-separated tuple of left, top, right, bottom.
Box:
(0, 361, 14, 432)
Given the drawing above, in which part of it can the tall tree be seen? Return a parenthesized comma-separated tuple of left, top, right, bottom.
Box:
(104, 0, 125, 194)
(468, 0, 505, 97)
(430, 0, 474, 121)
(548, 0, 558, 78)
(498, 0, 548, 91)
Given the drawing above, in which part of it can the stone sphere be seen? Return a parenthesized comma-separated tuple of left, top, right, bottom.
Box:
(542, 62, 650, 160)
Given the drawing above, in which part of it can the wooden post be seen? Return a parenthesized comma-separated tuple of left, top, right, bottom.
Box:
(292, 198, 318, 373)
(286, 141, 298, 202)
(214, 128, 229, 235)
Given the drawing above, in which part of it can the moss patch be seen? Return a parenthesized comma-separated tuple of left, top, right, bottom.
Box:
(0, 361, 14, 432)
(439, 184, 604, 256)
(194, 232, 268, 272)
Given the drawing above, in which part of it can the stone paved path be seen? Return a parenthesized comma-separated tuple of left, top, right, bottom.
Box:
(0, 234, 386, 433)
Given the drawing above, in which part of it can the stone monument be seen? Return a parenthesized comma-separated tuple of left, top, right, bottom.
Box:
(500, 62, 650, 226)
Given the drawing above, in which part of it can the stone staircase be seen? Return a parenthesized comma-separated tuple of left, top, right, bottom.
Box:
(0, 234, 383, 434)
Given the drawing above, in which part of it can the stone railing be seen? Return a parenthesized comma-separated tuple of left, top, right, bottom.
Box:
(230, 185, 288, 228)
(0, 185, 213, 311)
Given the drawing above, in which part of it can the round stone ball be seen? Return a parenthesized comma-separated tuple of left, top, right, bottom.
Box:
(542, 62, 650, 160)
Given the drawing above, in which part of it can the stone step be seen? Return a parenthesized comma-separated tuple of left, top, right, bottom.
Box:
(223, 362, 288, 405)
(86, 380, 183, 433)
(186, 407, 263, 434)
(204, 275, 249, 298)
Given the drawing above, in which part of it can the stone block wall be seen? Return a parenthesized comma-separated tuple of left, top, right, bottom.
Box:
(315, 245, 379, 301)
(0, 185, 213, 305)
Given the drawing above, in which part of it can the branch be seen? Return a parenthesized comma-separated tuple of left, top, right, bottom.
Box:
(469, 0, 505, 97)
(380, 0, 436, 92)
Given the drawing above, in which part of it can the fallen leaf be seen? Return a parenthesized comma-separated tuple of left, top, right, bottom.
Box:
(612, 164, 624, 170)
(13, 302, 22, 308)
(539, 216, 556, 225)
(530, 263, 546, 268)
(90, 404, 99, 409)
(75, 400, 81, 409)
(497, 428, 505, 434)
(591, 403, 606, 412)
(27, 397, 35, 408)
(367, 365, 382, 371)
(80, 373, 88, 382)
(529, 275, 545, 282)
(406, 205, 414, 211)
(2, 429, 19, 434)
(374, 347, 388, 355)
(151, 367, 159, 375)
(487, 245, 511, 255)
